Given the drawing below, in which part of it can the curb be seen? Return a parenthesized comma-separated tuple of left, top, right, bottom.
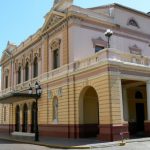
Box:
(0, 137, 90, 149)
(90, 138, 150, 149)
(1, 136, 150, 149)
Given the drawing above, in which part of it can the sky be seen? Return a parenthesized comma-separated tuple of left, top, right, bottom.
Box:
(0, 0, 149, 57)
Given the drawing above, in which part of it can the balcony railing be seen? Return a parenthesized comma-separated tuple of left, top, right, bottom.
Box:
(1, 48, 150, 97)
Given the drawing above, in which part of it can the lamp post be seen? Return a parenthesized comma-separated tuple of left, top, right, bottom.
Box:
(28, 81, 42, 141)
(104, 29, 113, 48)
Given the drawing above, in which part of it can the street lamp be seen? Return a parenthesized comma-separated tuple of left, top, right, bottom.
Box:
(104, 29, 113, 48)
(28, 81, 42, 141)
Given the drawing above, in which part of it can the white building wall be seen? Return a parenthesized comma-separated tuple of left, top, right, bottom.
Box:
(69, 25, 107, 61)
(69, 25, 150, 61)
(114, 8, 150, 34)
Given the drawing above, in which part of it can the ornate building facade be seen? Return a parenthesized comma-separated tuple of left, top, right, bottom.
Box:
(0, 0, 150, 141)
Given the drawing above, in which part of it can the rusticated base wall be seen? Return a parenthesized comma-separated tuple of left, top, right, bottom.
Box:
(39, 124, 99, 139)
(0, 124, 129, 141)
(99, 124, 129, 141)
(144, 122, 150, 137)
(0, 124, 12, 135)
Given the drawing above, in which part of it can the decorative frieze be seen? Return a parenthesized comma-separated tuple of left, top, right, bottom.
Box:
(129, 45, 141, 55)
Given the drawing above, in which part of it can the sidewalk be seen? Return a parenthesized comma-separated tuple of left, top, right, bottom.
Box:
(1, 134, 150, 149)
(0, 134, 100, 149)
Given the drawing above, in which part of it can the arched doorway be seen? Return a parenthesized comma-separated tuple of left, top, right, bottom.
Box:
(31, 102, 36, 133)
(22, 104, 28, 132)
(15, 105, 20, 132)
(79, 86, 99, 138)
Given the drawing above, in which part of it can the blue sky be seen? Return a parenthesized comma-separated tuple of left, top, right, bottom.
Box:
(0, 0, 149, 56)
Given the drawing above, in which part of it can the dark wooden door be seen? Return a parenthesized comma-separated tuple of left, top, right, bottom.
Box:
(136, 103, 145, 132)
(15, 107, 20, 132)
(23, 105, 28, 132)
(31, 103, 36, 133)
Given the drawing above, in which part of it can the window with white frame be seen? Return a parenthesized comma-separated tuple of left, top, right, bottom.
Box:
(92, 37, 107, 53)
(50, 39, 61, 70)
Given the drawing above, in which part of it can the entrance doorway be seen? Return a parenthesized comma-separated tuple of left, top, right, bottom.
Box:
(31, 102, 36, 133)
(121, 80, 147, 137)
(79, 86, 99, 138)
(15, 105, 20, 132)
(22, 104, 28, 132)
(136, 103, 145, 134)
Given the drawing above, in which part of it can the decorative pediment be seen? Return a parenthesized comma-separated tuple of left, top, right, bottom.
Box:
(92, 37, 107, 47)
(4, 69, 9, 76)
(0, 41, 16, 64)
(1, 53, 9, 63)
(42, 11, 65, 33)
(127, 18, 139, 28)
(50, 38, 61, 51)
(129, 45, 141, 55)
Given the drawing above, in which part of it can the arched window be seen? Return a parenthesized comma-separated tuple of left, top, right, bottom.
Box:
(4, 69, 9, 89)
(5, 75, 8, 88)
(25, 62, 29, 81)
(33, 57, 38, 78)
(15, 105, 20, 131)
(3, 106, 6, 122)
(22, 104, 28, 132)
(53, 97, 58, 123)
(18, 66, 21, 84)
(135, 91, 143, 99)
(128, 18, 139, 28)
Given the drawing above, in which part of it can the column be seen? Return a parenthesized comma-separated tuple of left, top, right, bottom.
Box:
(11, 60, 14, 89)
(1, 67, 4, 90)
(145, 81, 150, 136)
(146, 81, 150, 120)
(41, 35, 49, 73)
(110, 77, 128, 141)
(119, 79, 124, 123)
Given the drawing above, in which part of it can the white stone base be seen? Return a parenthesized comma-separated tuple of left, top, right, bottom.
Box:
(11, 132, 35, 137)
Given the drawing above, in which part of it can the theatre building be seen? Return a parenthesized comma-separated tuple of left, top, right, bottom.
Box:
(0, 0, 150, 141)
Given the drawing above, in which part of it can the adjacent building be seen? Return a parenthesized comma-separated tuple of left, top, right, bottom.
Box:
(0, 0, 150, 141)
